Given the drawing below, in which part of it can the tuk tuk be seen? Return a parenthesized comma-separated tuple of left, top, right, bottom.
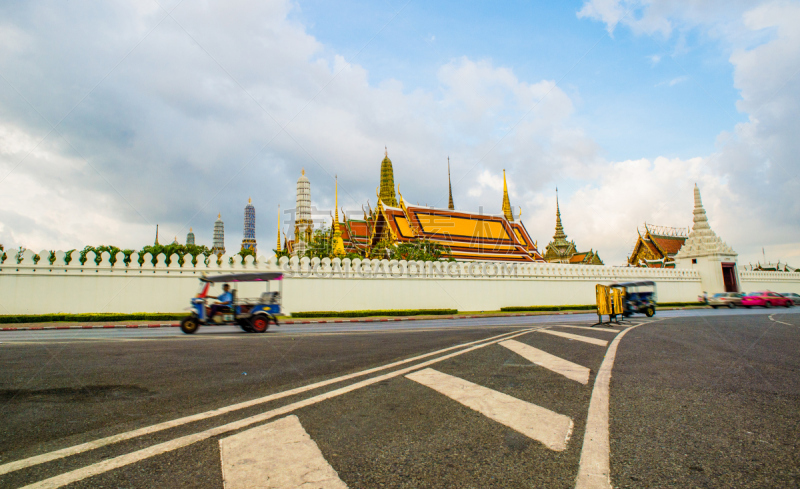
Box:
(612, 280, 657, 317)
(180, 272, 284, 334)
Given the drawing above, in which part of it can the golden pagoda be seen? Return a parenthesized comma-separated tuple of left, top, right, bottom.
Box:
(447, 157, 455, 211)
(543, 190, 603, 265)
(379, 147, 398, 207)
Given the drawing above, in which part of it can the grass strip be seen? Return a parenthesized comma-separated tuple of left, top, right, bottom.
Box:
(291, 309, 457, 318)
(0, 313, 184, 324)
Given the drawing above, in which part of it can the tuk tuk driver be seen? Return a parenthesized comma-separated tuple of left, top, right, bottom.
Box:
(209, 284, 233, 319)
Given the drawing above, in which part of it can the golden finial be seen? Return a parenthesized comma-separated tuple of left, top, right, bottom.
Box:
(218, 213, 221, 219)
(385, 146, 388, 158)
(189, 227, 192, 232)
(302, 168, 305, 176)
(502, 169, 513, 222)
(248, 197, 252, 204)
(447, 156, 454, 210)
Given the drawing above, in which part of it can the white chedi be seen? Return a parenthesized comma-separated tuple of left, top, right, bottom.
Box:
(675, 184, 736, 258)
(294, 169, 312, 256)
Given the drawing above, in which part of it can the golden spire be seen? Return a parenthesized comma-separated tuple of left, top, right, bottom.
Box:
(248, 197, 252, 204)
(502, 169, 513, 222)
(276, 205, 282, 252)
(553, 188, 568, 244)
(448, 157, 454, 210)
(218, 213, 221, 219)
(189, 227, 192, 232)
(379, 148, 397, 206)
(332, 176, 345, 256)
(302, 168, 305, 176)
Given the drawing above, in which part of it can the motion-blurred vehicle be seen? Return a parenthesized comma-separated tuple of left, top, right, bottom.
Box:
(740, 291, 793, 309)
(611, 281, 657, 317)
(782, 292, 800, 304)
(180, 272, 284, 334)
(708, 292, 744, 309)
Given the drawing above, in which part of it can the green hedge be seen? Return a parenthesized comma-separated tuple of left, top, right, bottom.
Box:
(500, 305, 596, 312)
(291, 309, 458, 318)
(0, 313, 185, 324)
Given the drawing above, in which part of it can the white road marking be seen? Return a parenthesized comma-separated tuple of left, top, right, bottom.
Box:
(551, 325, 621, 333)
(0, 328, 529, 477)
(20, 329, 535, 488)
(539, 329, 608, 346)
(499, 339, 590, 384)
(405, 368, 573, 451)
(574, 320, 656, 489)
(220, 415, 347, 489)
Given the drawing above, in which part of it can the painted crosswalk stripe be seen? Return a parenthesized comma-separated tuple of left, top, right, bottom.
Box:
(538, 329, 608, 346)
(406, 368, 573, 451)
(499, 340, 590, 384)
(550, 324, 621, 333)
(220, 415, 347, 489)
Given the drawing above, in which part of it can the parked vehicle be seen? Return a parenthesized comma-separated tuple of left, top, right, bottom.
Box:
(708, 292, 744, 309)
(740, 291, 794, 309)
(180, 272, 284, 334)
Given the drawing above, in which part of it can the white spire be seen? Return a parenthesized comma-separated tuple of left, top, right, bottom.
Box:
(675, 184, 736, 258)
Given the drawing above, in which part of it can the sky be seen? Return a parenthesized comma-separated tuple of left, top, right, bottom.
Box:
(0, 0, 798, 266)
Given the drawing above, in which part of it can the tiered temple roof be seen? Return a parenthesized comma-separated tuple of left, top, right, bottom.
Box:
(628, 223, 687, 268)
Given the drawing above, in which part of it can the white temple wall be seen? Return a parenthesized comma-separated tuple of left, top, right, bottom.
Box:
(739, 271, 800, 294)
(0, 251, 711, 315)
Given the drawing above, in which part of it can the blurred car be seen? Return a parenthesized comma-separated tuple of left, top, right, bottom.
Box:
(741, 291, 794, 308)
(708, 292, 744, 309)
(782, 292, 800, 304)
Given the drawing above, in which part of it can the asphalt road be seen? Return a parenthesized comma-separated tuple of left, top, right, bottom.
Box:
(0, 308, 797, 488)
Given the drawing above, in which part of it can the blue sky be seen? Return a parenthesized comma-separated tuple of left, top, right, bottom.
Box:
(292, 0, 745, 161)
(0, 0, 798, 266)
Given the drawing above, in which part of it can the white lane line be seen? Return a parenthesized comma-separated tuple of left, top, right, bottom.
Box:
(539, 329, 608, 346)
(574, 320, 657, 489)
(551, 325, 621, 333)
(20, 329, 535, 489)
(499, 340, 590, 385)
(0, 328, 528, 477)
(220, 415, 347, 489)
(405, 368, 573, 451)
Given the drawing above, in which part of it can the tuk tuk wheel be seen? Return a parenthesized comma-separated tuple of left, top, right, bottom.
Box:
(180, 316, 199, 334)
(645, 306, 655, 317)
(251, 315, 269, 333)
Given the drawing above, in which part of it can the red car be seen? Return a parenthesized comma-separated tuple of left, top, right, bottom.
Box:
(741, 291, 794, 308)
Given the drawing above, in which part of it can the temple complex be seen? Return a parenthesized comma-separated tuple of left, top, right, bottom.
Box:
(337, 152, 543, 262)
(627, 223, 687, 268)
(542, 191, 603, 265)
(240, 198, 257, 253)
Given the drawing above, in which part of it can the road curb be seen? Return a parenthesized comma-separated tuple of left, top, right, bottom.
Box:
(0, 307, 704, 331)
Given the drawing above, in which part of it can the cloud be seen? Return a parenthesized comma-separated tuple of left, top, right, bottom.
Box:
(576, 0, 800, 265)
(0, 1, 591, 255)
(655, 75, 688, 87)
